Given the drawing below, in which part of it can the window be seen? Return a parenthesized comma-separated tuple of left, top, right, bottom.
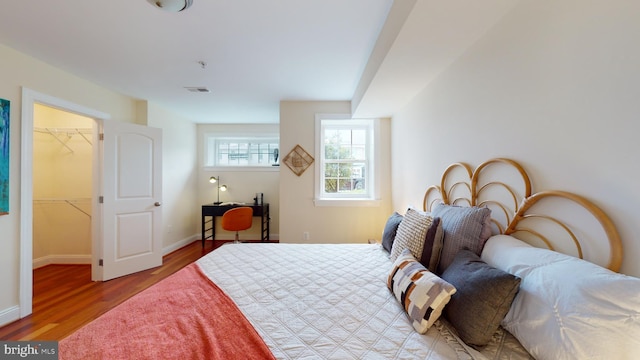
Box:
(205, 135, 279, 168)
(315, 115, 379, 205)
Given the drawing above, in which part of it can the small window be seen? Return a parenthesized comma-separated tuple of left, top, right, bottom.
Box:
(205, 136, 279, 167)
(315, 115, 378, 205)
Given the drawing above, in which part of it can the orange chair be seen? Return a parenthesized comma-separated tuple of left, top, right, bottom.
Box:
(221, 207, 254, 243)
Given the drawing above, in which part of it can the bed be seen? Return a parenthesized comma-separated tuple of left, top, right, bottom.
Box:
(59, 158, 640, 359)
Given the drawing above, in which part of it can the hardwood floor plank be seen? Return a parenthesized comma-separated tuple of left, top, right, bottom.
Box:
(19, 323, 58, 341)
(0, 240, 222, 341)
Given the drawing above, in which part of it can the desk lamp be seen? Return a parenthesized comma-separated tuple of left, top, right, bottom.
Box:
(209, 176, 227, 204)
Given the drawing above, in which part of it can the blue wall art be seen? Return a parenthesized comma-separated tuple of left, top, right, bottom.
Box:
(0, 98, 9, 215)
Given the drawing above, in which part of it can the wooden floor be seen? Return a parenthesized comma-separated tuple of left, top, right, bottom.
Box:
(0, 240, 244, 341)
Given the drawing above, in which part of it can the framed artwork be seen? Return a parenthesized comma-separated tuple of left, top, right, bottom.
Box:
(283, 144, 314, 176)
(0, 98, 8, 215)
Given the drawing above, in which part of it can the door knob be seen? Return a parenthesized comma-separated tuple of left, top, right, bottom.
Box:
(154, 202, 162, 207)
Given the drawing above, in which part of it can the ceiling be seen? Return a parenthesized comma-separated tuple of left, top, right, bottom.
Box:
(0, 0, 519, 124)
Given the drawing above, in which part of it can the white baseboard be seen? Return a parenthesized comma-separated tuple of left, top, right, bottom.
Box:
(32, 254, 92, 269)
(0, 305, 20, 327)
(31, 235, 202, 269)
(162, 234, 199, 255)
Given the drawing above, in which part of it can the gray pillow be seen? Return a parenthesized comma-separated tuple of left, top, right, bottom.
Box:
(381, 212, 403, 253)
(432, 203, 491, 274)
(419, 217, 444, 273)
(441, 250, 521, 348)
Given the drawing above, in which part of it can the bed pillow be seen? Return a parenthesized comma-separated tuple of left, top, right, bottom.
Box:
(431, 203, 491, 274)
(381, 212, 403, 253)
(389, 208, 431, 262)
(388, 249, 456, 334)
(480, 234, 532, 264)
(440, 250, 520, 348)
(481, 235, 640, 360)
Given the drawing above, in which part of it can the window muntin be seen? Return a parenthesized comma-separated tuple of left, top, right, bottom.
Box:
(317, 118, 374, 200)
(205, 136, 279, 167)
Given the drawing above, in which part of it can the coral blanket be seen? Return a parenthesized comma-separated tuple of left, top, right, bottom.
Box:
(59, 263, 275, 360)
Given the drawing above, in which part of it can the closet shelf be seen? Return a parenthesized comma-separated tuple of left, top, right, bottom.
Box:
(34, 127, 93, 152)
(34, 198, 91, 218)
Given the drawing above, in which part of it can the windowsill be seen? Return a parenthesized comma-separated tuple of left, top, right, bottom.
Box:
(203, 165, 281, 172)
(313, 198, 381, 207)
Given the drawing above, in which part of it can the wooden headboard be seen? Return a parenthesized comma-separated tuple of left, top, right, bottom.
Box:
(423, 158, 623, 271)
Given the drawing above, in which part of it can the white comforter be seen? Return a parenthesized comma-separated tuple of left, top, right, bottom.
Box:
(197, 243, 526, 360)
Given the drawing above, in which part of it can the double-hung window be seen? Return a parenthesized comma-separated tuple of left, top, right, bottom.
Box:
(315, 115, 379, 205)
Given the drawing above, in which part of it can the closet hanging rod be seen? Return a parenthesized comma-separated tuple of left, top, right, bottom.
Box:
(33, 198, 92, 202)
(34, 127, 92, 134)
(44, 128, 74, 153)
(33, 198, 91, 218)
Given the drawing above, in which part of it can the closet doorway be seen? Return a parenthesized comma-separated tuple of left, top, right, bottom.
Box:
(32, 104, 94, 272)
(20, 88, 164, 319)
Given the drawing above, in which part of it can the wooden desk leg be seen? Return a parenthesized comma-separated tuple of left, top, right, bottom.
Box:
(212, 216, 216, 243)
(201, 215, 205, 248)
(201, 215, 217, 248)
(261, 211, 265, 242)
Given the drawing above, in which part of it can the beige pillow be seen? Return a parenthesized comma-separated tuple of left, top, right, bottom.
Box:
(389, 208, 433, 262)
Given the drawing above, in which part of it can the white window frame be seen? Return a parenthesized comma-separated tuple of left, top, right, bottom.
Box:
(204, 133, 280, 171)
(314, 114, 380, 207)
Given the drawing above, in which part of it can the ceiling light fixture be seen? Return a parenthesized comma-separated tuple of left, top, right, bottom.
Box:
(147, 0, 193, 12)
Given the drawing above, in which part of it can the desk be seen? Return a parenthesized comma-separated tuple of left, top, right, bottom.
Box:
(201, 203, 269, 247)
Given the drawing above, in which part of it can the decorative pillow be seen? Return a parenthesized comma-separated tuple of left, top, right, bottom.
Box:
(388, 249, 456, 334)
(431, 203, 491, 274)
(419, 217, 444, 272)
(381, 212, 403, 253)
(440, 250, 520, 348)
(389, 208, 433, 262)
(481, 235, 640, 360)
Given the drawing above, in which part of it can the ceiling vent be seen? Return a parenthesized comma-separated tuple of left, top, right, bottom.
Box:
(185, 87, 210, 93)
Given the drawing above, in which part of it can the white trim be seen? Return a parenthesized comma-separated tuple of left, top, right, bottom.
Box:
(162, 235, 199, 255)
(20, 87, 110, 318)
(0, 306, 20, 328)
(32, 255, 92, 269)
(314, 114, 380, 205)
(203, 132, 280, 167)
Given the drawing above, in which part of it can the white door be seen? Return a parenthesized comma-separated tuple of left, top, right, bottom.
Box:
(100, 120, 163, 281)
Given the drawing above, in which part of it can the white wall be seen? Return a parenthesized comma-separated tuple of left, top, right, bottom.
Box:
(0, 44, 139, 324)
(279, 101, 392, 244)
(0, 44, 202, 326)
(146, 102, 199, 251)
(197, 124, 280, 241)
(390, 0, 640, 277)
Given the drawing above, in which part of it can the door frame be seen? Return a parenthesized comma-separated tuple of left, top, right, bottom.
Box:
(19, 88, 110, 317)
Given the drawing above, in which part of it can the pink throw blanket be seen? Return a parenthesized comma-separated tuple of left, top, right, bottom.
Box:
(59, 263, 275, 360)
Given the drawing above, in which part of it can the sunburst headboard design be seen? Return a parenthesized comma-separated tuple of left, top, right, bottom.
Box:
(423, 158, 623, 271)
